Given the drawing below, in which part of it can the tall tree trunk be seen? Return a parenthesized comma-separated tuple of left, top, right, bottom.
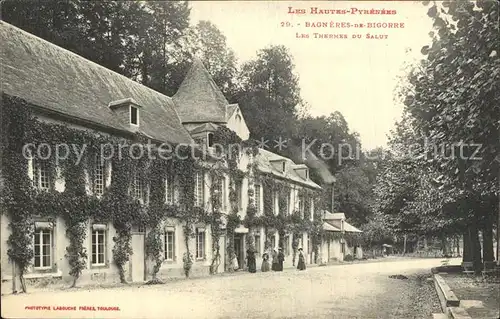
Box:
(497, 191, 500, 265)
(456, 236, 461, 257)
(441, 234, 448, 256)
(463, 232, 472, 262)
(482, 217, 494, 262)
(469, 223, 482, 274)
(403, 234, 407, 255)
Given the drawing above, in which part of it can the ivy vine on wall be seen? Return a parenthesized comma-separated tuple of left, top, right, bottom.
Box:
(1, 96, 324, 290)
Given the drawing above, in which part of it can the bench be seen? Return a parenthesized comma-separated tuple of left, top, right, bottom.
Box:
(461, 262, 474, 275)
(481, 261, 498, 278)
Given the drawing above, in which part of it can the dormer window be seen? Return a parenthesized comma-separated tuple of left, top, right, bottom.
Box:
(293, 165, 309, 180)
(130, 106, 139, 126)
(270, 159, 287, 174)
(207, 132, 214, 147)
(109, 98, 142, 128)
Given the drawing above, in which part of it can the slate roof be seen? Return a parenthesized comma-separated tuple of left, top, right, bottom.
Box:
(321, 210, 362, 233)
(322, 222, 341, 232)
(321, 210, 346, 220)
(0, 22, 193, 145)
(188, 122, 220, 135)
(344, 221, 363, 233)
(255, 149, 322, 190)
(226, 104, 239, 120)
(173, 57, 229, 123)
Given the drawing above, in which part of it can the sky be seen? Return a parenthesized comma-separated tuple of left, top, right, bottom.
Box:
(189, 1, 434, 150)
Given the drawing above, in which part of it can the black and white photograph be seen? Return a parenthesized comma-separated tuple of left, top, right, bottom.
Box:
(0, 1, 499, 318)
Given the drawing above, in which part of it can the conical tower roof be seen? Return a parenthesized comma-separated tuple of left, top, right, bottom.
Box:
(173, 57, 228, 123)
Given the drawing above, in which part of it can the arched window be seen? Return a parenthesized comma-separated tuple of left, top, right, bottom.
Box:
(235, 114, 242, 122)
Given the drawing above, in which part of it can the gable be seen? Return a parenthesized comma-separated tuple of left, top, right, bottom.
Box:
(225, 105, 250, 141)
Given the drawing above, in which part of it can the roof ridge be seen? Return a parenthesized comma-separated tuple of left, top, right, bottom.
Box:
(1, 21, 193, 145)
(1, 22, 176, 103)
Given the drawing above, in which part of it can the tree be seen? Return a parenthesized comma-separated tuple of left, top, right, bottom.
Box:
(185, 20, 239, 98)
(394, 0, 499, 270)
(236, 45, 302, 140)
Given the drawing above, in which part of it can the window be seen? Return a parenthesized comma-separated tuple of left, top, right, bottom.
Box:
(236, 181, 243, 210)
(194, 172, 204, 207)
(33, 160, 50, 191)
(93, 155, 105, 196)
(341, 242, 346, 254)
(254, 185, 261, 214)
(132, 173, 143, 201)
(165, 175, 174, 204)
(214, 176, 225, 209)
(91, 227, 106, 266)
(130, 106, 139, 125)
(271, 235, 276, 249)
(254, 235, 261, 255)
(34, 227, 52, 269)
(207, 132, 214, 147)
(196, 228, 205, 260)
(282, 161, 286, 172)
(305, 170, 309, 180)
(284, 235, 290, 255)
(164, 229, 175, 261)
(298, 194, 305, 218)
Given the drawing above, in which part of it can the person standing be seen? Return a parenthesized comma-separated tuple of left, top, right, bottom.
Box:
(231, 251, 239, 271)
(246, 248, 257, 273)
(261, 252, 271, 272)
(278, 247, 285, 271)
(297, 248, 306, 270)
(271, 249, 279, 271)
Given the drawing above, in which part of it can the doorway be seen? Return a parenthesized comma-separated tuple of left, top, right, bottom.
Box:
(130, 228, 145, 282)
(234, 234, 243, 269)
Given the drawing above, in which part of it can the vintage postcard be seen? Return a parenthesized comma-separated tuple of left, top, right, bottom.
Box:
(1, 0, 498, 318)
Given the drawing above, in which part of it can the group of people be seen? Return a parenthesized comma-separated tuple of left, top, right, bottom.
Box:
(230, 247, 306, 273)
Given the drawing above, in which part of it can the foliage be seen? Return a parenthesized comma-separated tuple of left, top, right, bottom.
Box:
(1, 96, 35, 293)
(236, 45, 302, 140)
(184, 20, 239, 98)
(379, 0, 499, 270)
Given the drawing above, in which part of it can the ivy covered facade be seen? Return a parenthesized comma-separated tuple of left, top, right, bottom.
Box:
(0, 22, 326, 292)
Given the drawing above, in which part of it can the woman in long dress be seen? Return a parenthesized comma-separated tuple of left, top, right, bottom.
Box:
(277, 247, 285, 271)
(261, 253, 271, 272)
(271, 249, 279, 271)
(231, 252, 239, 271)
(247, 249, 257, 273)
(297, 248, 306, 270)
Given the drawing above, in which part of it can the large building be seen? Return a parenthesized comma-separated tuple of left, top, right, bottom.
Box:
(0, 22, 324, 292)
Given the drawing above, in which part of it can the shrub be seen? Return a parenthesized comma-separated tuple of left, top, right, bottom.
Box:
(344, 254, 354, 262)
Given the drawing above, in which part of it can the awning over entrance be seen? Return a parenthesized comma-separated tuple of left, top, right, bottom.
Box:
(322, 222, 341, 232)
(234, 225, 249, 234)
(343, 221, 363, 233)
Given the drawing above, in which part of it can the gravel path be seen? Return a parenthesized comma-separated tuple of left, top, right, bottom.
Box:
(2, 258, 444, 319)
